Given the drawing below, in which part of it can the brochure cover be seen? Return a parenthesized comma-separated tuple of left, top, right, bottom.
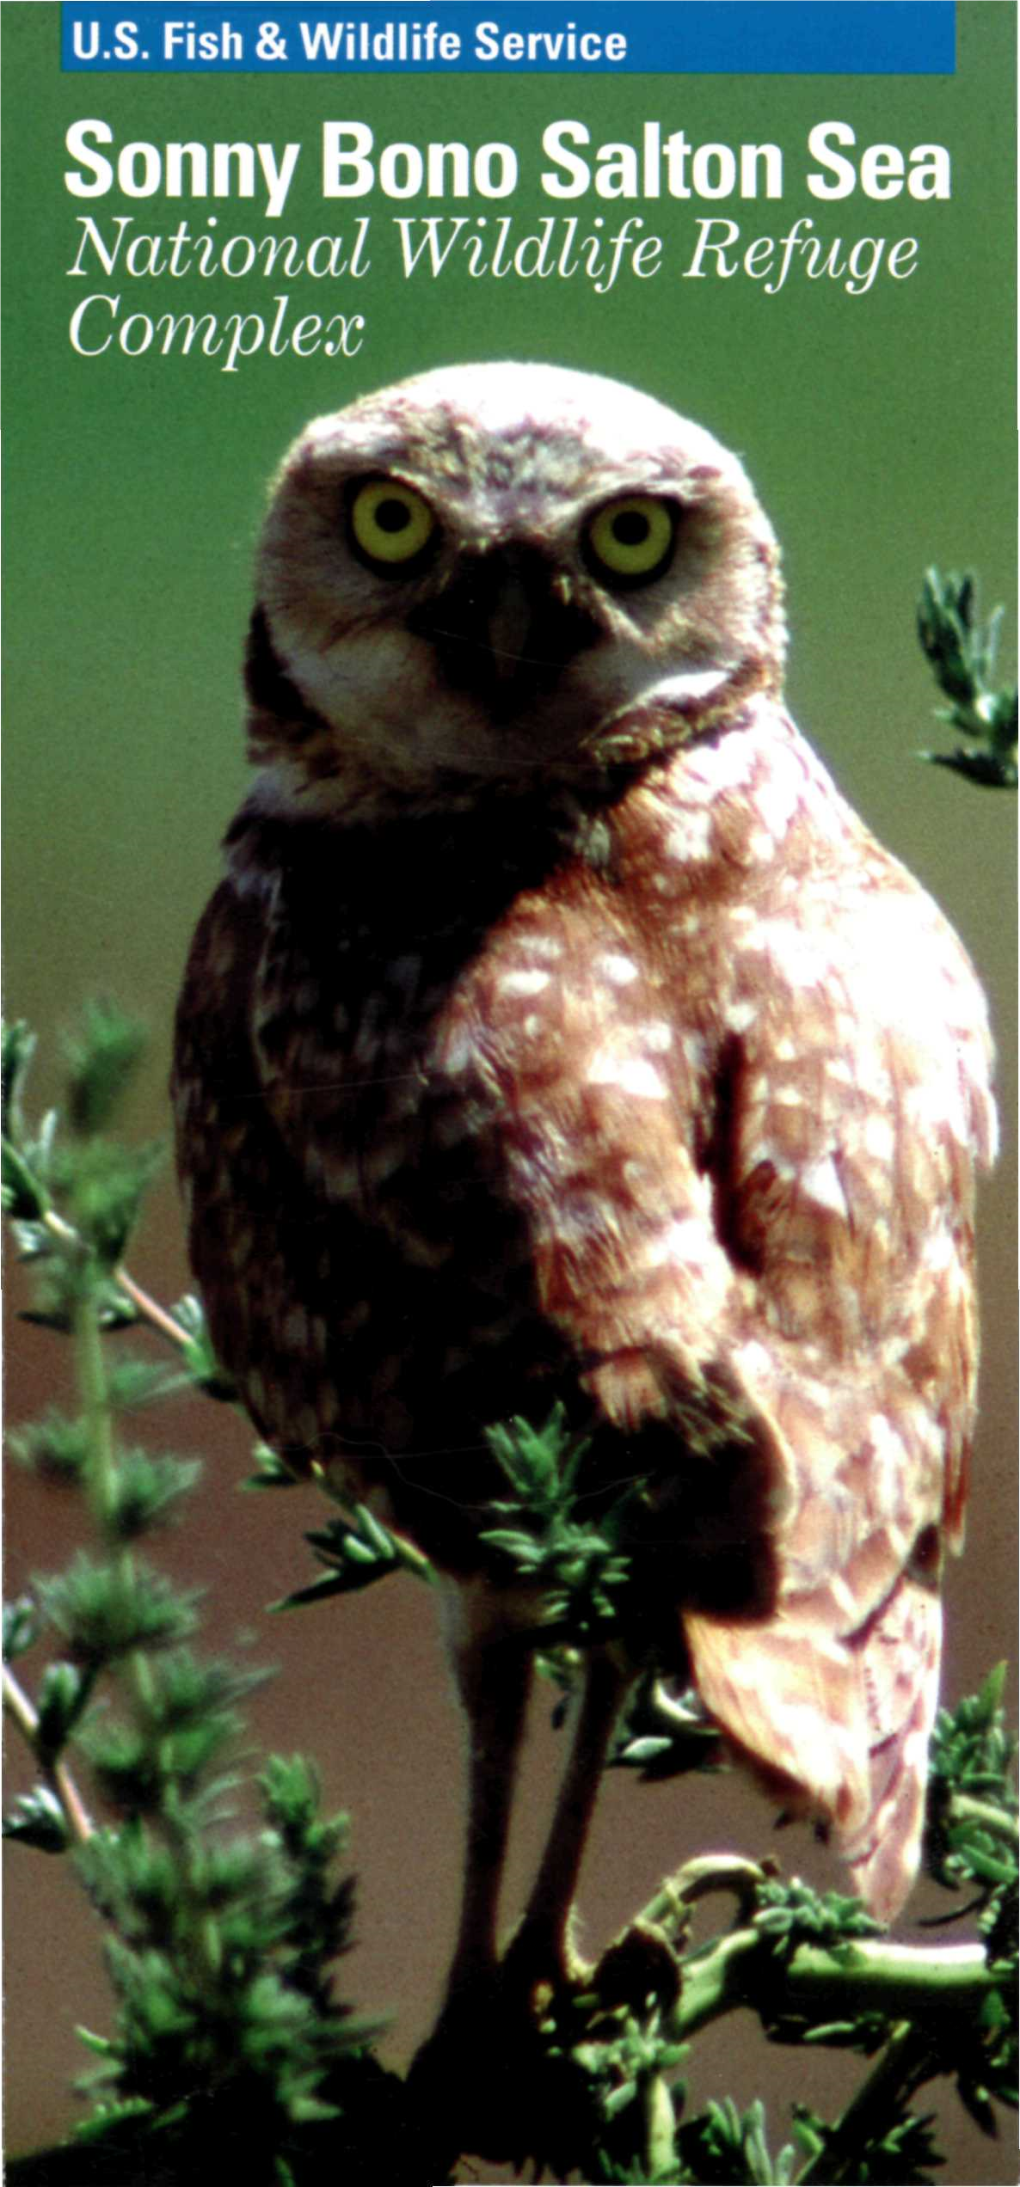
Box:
(3, 5, 1016, 2181)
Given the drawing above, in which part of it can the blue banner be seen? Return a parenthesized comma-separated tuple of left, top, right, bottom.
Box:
(62, 3, 956, 76)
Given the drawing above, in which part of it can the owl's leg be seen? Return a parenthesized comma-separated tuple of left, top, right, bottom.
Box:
(506, 1647, 631, 1986)
(414, 1633, 626, 2169)
(443, 1592, 534, 1999)
(409, 1610, 533, 2167)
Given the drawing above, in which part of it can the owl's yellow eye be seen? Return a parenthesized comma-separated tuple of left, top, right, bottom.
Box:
(585, 495, 676, 585)
(350, 478, 437, 567)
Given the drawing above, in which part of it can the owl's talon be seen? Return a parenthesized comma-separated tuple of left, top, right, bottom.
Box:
(409, 1957, 590, 2170)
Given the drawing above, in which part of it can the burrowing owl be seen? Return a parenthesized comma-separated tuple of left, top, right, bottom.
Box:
(173, 363, 995, 2005)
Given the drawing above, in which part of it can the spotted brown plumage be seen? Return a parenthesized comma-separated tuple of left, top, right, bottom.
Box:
(173, 363, 995, 1985)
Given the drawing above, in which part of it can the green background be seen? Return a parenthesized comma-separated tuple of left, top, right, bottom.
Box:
(3, 4, 1016, 2172)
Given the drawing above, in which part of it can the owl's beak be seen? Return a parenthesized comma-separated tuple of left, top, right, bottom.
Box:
(408, 547, 598, 718)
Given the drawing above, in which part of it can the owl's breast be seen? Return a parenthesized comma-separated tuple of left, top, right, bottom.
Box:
(174, 811, 613, 1525)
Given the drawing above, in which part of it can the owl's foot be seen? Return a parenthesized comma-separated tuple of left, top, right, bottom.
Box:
(409, 1903, 692, 2171)
(407, 1949, 595, 2173)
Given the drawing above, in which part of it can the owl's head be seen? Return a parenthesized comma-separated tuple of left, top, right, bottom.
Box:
(247, 362, 785, 811)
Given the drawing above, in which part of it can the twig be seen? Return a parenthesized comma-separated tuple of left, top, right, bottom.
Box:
(796, 2020, 933, 2185)
(640, 1853, 767, 1932)
(115, 1266, 193, 1351)
(42, 1208, 192, 1353)
(2, 1662, 94, 1847)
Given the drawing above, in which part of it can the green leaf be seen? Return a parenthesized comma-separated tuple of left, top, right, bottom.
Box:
(753, 1877, 882, 1954)
(0, 1027, 60, 1220)
(917, 569, 1018, 790)
(244, 1443, 302, 1490)
(36, 1660, 95, 1756)
(479, 1407, 637, 1639)
(273, 1569, 379, 1611)
(75, 2025, 118, 2058)
(64, 1002, 147, 1138)
(37, 1554, 200, 1665)
(927, 743, 1019, 790)
(2, 1020, 37, 1139)
(611, 1681, 725, 1781)
(52, 1137, 164, 1269)
(72, 2095, 157, 2144)
(279, 1503, 432, 1608)
(8, 1410, 92, 1487)
(3, 1786, 72, 1854)
(168, 1293, 238, 1400)
(8, 1215, 54, 1262)
(3, 1595, 41, 1661)
(1, 1135, 49, 1220)
(106, 1360, 193, 1411)
(676, 2096, 793, 2184)
(105, 1451, 203, 1542)
(925, 1664, 1018, 1895)
(143, 1650, 270, 1736)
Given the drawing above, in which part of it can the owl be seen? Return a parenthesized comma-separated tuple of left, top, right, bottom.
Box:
(173, 362, 995, 2018)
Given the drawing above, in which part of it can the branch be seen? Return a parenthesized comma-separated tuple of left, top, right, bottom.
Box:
(797, 2022, 933, 2186)
(670, 1924, 994, 2046)
(781, 1937, 992, 2020)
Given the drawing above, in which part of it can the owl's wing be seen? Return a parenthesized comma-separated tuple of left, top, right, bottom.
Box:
(457, 821, 994, 1920)
(679, 869, 996, 1920)
(433, 879, 808, 1611)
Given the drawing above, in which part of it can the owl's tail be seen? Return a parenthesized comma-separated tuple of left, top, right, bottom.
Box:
(683, 1571, 942, 1924)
